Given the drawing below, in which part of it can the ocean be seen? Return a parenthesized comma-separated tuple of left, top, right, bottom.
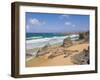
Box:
(26, 33, 68, 49)
(26, 33, 79, 57)
(26, 33, 67, 40)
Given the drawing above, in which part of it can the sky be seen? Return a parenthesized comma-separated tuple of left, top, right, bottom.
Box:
(26, 12, 89, 33)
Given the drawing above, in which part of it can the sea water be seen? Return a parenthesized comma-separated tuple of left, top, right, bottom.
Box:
(26, 33, 68, 49)
(26, 33, 79, 56)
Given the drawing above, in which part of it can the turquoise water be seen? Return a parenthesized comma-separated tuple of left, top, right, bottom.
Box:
(26, 33, 66, 40)
(26, 33, 79, 49)
(26, 33, 68, 49)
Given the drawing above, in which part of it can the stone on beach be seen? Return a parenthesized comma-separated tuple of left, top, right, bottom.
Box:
(71, 47, 89, 64)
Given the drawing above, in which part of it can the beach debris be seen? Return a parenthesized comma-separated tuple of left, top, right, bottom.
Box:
(71, 47, 89, 65)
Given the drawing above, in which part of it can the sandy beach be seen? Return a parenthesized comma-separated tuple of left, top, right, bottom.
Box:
(26, 42, 89, 67)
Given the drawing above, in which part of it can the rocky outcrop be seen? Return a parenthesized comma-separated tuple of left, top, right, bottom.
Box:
(79, 32, 89, 41)
(71, 47, 89, 64)
(48, 47, 64, 59)
(62, 38, 73, 47)
(36, 43, 50, 56)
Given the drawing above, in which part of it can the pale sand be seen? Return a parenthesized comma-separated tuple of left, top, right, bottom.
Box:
(26, 43, 89, 67)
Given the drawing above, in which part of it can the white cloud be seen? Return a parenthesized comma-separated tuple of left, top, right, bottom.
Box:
(65, 22, 71, 25)
(60, 14, 69, 19)
(64, 21, 76, 28)
(61, 15, 69, 18)
(29, 18, 45, 26)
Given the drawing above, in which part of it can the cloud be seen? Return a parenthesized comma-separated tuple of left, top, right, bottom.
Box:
(64, 21, 76, 28)
(60, 14, 69, 19)
(29, 18, 45, 26)
(65, 22, 71, 25)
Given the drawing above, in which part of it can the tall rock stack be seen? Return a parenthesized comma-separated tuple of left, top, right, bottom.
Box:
(36, 43, 50, 57)
(62, 38, 73, 48)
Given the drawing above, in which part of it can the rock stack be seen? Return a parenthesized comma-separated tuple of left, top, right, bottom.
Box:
(62, 38, 73, 48)
(36, 43, 50, 57)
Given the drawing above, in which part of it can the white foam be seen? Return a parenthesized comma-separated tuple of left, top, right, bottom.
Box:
(26, 35, 79, 49)
(26, 36, 43, 40)
(26, 36, 68, 43)
(70, 34, 79, 38)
